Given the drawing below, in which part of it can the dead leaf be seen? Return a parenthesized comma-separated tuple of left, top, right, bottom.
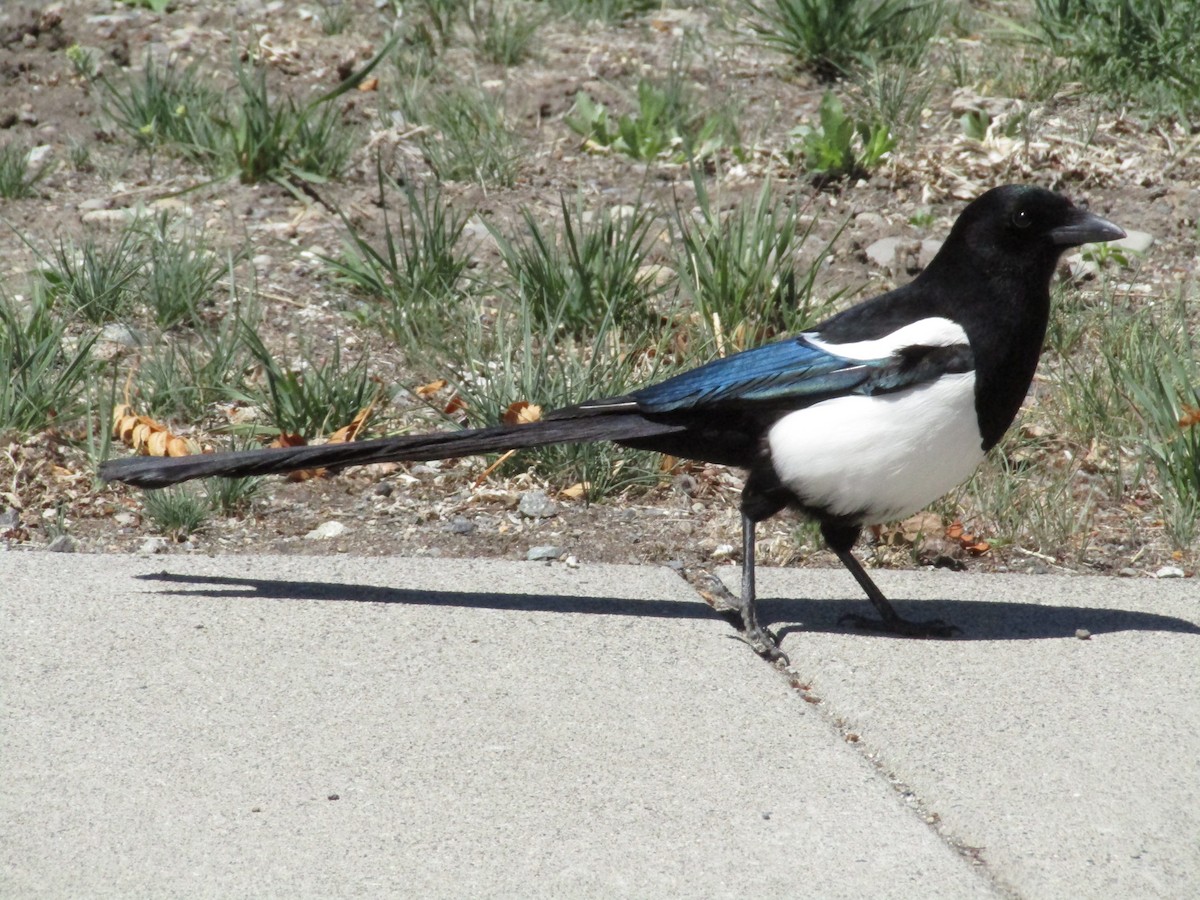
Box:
(1179, 405, 1200, 428)
(443, 393, 466, 416)
(900, 511, 942, 543)
(944, 520, 991, 555)
(111, 403, 201, 457)
(502, 401, 542, 425)
(415, 379, 447, 398)
(358, 76, 379, 92)
(560, 483, 588, 501)
(326, 401, 376, 445)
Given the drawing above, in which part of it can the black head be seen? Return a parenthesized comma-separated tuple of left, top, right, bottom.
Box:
(925, 185, 1125, 284)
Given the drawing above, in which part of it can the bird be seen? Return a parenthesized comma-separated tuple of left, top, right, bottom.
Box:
(100, 184, 1125, 659)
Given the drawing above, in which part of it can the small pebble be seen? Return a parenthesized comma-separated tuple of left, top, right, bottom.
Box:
(46, 534, 76, 553)
(1111, 230, 1154, 255)
(526, 545, 563, 561)
(1075, 629, 1092, 641)
(446, 517, 475, 535)
(673, 473, 698, 497)
(81, 208, 136, 224)
(1154, 565, 1185, 579)
(305, 521, 346, 540)
(139, 537, 169, 555)
(518, 491, 558, 519)
(100, 323, 143, 348)
(866, 236, 903, 268)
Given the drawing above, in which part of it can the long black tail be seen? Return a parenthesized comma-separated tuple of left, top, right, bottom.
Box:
(98, 413, 686, 489)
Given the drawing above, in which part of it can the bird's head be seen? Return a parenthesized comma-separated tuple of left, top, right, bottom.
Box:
(929, 184, 1126, 282)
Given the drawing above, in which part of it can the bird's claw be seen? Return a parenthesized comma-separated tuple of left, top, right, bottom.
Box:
(838, 612, 961, 638)
(737, 627, 790, 665)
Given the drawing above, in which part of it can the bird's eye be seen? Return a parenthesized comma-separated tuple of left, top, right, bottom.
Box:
(1012, 209, 1033, 229)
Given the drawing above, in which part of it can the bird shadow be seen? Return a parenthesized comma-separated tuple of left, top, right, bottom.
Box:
(135, 571, 1200, 643)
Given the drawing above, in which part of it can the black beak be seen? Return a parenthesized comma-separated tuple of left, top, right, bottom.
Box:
(1050, 207, 1126, 247)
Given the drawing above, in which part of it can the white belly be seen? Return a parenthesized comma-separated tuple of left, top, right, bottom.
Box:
(766, 373, 986, 524)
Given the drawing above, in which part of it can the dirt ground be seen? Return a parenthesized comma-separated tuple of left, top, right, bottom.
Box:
(1, 1, 1197, 585)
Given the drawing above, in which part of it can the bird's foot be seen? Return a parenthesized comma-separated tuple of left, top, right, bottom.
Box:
(838, 612, 961, 638)
(737, 625, 790, 665)
(688, 571, 790, 663)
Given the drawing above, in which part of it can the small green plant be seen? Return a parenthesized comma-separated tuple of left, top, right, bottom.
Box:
(847, 61, 931, 142)
(67, 139, 93, 172)
(318, 0, 353, 35)
(1112, 293, 1200, 548)
(141, 485, 210, 539)
(566, 90, 664, 159)
(218, 59, 356, 189)
(962, 438, 1098, 560)
(135, 310, 256, 421)
(101, 37, 396, 190)
(397, 80, 523, 186)
(241, 324, 377, 438)
(65, 44, 101, 82)
(790, 91, 895, 184)
(1033, 0, 1200, 121)
(959, 109, 990, 141)
(204, 473, 264, 515)
(420, 291, 666, 500)
(1081, 240, 1138, 270)
(468, 1, 541, 66)
(400, 0, 462, 52)
(745, 0, 946, 81)
(325, 172, 472, 348)
(82, 365, 120, 473)
(212, 36, 396, 191)
(0, 144, 51, 199)
(489, 196, 666, 338)
(674, 175, 845, 352)
(546, 0, 660, 24)
(959, 107, 1027, 142)
(0, 289, 98, 434)
(121, 0, 173, 11)
(138, 213, 226, 329)
(99, 54, 226, 167)
(566, 79, 738, 162)
(1030, 279, 1198, 553)
(40, 226, 145, 324)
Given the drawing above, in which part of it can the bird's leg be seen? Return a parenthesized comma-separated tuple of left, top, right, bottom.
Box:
(737, 513, 789, 662)
(832, 546, 959, 638)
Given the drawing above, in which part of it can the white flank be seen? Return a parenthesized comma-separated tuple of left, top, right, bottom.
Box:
(804, 317, 968, 361)
(767, 372, 984, 524)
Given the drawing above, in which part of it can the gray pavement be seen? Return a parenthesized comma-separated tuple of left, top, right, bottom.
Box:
(2, 550, 1197, 898)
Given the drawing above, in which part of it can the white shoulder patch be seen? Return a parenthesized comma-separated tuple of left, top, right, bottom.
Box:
(804, 316, 969, 361)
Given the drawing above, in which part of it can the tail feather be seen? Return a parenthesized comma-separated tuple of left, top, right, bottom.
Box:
(98, 413, 685, 489)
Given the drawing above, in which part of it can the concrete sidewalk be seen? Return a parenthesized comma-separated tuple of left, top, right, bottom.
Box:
(2, 551, 1197, 898)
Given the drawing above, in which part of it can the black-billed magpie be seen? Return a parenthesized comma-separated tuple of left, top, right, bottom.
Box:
(100, 185, 1125, 657)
